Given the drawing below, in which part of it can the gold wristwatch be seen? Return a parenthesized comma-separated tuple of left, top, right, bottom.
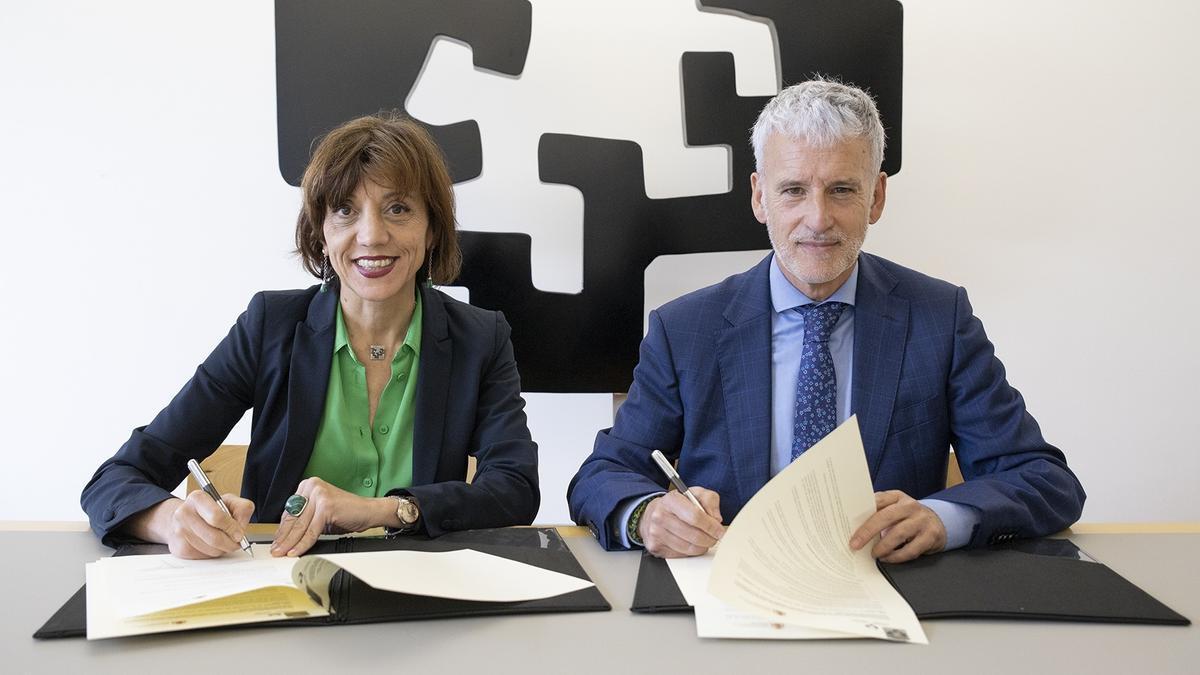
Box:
(393, 496, 421, 533)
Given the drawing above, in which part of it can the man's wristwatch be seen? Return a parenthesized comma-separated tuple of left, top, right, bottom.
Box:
(626, 496, 656, 547)
(392, 496, 421, 533)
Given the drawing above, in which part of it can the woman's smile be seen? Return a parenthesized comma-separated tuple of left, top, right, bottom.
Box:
(354, 256, 398, 278)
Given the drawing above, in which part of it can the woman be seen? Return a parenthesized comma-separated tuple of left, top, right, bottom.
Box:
(81, 114, 539, 558)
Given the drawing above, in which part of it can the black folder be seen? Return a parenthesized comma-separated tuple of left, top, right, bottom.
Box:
(629, 539, 1190, 625)
(35, 527, 610, 639)
(631, 550, 691, 613)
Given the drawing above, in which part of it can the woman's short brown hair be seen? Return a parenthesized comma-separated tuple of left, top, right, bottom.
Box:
(295, 113, 461, 284)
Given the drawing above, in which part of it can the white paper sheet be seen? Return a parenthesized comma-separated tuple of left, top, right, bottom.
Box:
(312, 548, 594, 602)
(92, 545, 289, 618)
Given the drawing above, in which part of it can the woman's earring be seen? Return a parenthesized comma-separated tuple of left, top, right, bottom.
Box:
(425, 248, 434, 288)
(319, 255, 333, 292)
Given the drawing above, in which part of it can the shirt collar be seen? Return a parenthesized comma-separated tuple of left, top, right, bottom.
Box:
(333, 292, 424, 364)
(769, 253, 859, 313)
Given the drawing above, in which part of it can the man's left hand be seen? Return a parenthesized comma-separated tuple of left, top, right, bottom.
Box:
(849, 490, 946, 563)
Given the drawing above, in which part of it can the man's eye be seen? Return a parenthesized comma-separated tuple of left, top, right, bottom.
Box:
(832, 186, 854, 194)
(783, 187, 804, 196)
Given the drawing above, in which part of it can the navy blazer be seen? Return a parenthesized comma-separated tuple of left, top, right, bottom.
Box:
(568, 253, 1085, 550)
(83, 282, 539, 547)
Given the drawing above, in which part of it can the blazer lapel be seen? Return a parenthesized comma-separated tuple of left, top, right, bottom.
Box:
(715, 255, 774, 504)
(266, 285, 337, 515)
(412, 285, 451, 486)
(851, 253, 909, 478)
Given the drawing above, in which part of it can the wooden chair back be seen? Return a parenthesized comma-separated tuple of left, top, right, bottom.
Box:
(185, 444, 249, 497)
(946, 450, 964, 488)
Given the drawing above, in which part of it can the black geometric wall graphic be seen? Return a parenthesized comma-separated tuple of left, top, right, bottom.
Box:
(705, 0, 903, 176)
(276, 0, 902, 393)
(275, 0, 532, 185)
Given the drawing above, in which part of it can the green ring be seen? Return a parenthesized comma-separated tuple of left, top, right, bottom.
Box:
(284, 494, 308, 518)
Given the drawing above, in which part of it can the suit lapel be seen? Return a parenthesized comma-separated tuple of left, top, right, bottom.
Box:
(716, 256, 774, 504)
(851, 254, 909, 478)
(267, 285, 337, 515)
(412, 285, 450, 485)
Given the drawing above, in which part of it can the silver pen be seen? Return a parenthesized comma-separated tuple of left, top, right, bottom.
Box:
(186, 459, 253, 557)
(650, 450, 705, 512)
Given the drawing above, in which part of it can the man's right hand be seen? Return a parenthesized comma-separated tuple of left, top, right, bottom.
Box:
(127, 492, 255, 559)
(639, 487, 725, 558)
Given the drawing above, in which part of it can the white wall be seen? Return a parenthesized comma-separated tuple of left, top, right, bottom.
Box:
(1, 0, 1196, 525)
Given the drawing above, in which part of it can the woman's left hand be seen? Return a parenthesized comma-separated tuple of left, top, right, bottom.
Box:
(271, 477, 393, 557)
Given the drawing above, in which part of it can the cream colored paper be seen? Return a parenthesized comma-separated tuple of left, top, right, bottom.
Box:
(667, 552, 852, 640)
(665, 550, 716, 607)
(708, 416, 928, 644)
(86, 551, 326, 640)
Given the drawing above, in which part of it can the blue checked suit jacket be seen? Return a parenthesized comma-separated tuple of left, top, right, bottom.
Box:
(568, 253, 1085, 550)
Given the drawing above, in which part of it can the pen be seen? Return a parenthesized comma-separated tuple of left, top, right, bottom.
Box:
(186, 459, 253, 557)
(650, 450, 705, 512)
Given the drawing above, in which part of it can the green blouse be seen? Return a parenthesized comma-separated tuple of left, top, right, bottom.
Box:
(301, 295, 423, 496)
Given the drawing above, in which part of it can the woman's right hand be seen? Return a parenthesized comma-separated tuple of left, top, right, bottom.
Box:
(130, 492, 255, 559)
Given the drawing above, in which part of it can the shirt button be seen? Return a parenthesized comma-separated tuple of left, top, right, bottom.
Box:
(362, 478, 373, 488)
(396, 372, 406, 381)
(380, 425, 389, 434)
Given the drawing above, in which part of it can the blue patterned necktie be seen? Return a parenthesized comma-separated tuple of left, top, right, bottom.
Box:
(792, 301, 848, 460)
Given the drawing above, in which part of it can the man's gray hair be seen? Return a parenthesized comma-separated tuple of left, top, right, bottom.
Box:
(750, 78, 886, 173)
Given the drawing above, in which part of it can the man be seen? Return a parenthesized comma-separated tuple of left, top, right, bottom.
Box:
(567, 79, 1085, 562)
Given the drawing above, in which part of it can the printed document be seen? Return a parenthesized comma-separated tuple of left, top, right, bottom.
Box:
(667, 552, 853, 640)
(705, 416, 928, 643)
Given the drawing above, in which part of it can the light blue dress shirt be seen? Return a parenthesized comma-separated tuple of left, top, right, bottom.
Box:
(616, 255, 978, 550)
(768, 254, 857, 476)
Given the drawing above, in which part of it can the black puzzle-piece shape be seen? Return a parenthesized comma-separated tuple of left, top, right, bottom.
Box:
(275, 0, 533, 185)
(701, 0, 904, 175)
